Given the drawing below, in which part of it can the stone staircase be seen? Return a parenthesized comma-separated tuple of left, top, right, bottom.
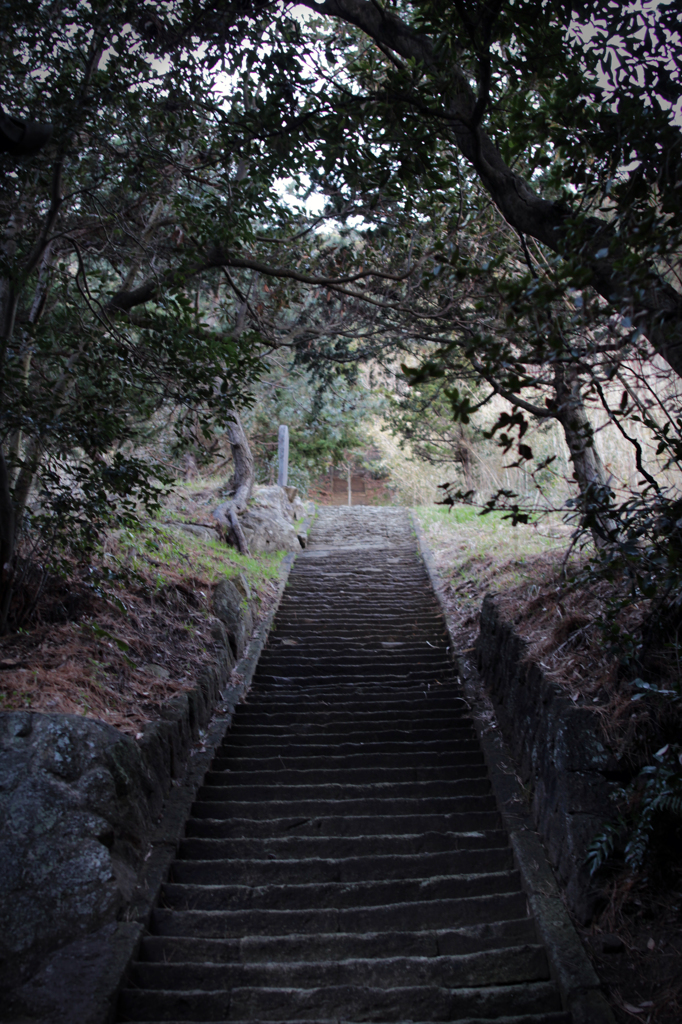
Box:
(117, 506, 571, 1024)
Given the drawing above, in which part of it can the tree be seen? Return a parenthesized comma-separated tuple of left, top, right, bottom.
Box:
(0, 0, 297, 628)
(287, 0, 682, 375)
(4, 0, 682, 623)
(245, 350, 384, 490)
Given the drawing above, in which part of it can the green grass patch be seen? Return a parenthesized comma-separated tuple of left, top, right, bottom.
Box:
(414, 503, 574, 610)
(414, 504, 509, 528)
(110, 521, 284, 596)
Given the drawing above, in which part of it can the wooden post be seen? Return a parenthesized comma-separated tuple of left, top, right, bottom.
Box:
(347, 464, 352, 506)
(277, 424, 289, 487)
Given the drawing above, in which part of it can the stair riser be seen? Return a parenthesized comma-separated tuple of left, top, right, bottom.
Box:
(119, 980, 562, 1022)
(208, 755, 485, 774)
(203, 766, 488, 785)
(253, 674, 454, 687)
(160, 870, 522, 911)
(254, 661, 451, 676)
(185, 811, 503, 835)
(197, 780, 492, 801)
(190, 797, 497, 820)
(179, 831, 510, 856)
(213, 741, 482, 759)
(229, 709, 466, 726)
(223, 724, 476, 740)
(170, 848, 512, 884)
(242, 687, 462, 701)
(140, 919, 538, 963)
(132, 945, 549, 991)
(232, 702, 464, 716)
(150, 892, 530, 938)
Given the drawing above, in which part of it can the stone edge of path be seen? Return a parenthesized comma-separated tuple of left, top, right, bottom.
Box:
(409, 509, 616, 1024)
(20, 515, 312, 1024)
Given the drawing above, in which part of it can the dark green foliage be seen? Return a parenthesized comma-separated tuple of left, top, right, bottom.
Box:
(585, 820, 624, 878)
(587, 744, 682, 880)
(247, 357, 384, 492)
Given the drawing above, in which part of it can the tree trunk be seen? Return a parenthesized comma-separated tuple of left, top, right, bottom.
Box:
(551, 366, 615, 546)
(455, 424, 476, 494)
(0, 449, 15, 634)
(213, 410, 254, 554)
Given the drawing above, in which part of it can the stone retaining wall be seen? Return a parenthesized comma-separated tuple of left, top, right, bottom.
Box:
(0, 638, 225, 998)
(475, 594, 620, 922)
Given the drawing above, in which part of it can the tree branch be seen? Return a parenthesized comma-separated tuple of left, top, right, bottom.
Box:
(298, 0, 682, 379)
(470, 357, 553, 419)
(107, 247, 412, 312)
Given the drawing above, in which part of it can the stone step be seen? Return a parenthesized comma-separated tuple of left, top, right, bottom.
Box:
(185, 811, 503, 837)
(170, 847, 512, 885)
(208, 751, 486, 772)
(246, 682, 458, 697)
(203, 764, 488, 786)
(226, 709, 470, 729)
(212, 739, 482, 759)
(119, 980, 563, 1022)
(179, 830, 510, 858)
(226, 714, 473, 731)
(190, 795, 497, 822)
(244, 683, 462, 698)
(272, 611, 444, 623)
(254, 658, 451, 675)
(121, 1015, 571, 1024)
(261, 658, 453, 668)
(270, 624, 446, 633)
(253, 672, 453, 687)
(150, 891, 529, 938)
(160, 870, 522, 912)
(268, 631, 449, 643)
(261, 650, 450, 662)
(237, 695, 463, 713)
(257, 649, 450, 662)
(221, 725, 478, 745)
(140, 917, 537, 963)
(197, 779, 491, 802)
(271, 612, 443, 624)
(274, 598, 441, 609)
(131, 945, 549, 991)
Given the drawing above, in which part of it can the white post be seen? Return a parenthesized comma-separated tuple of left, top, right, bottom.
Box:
(277, 424, 289, 487)
(347, 464, 351, 506)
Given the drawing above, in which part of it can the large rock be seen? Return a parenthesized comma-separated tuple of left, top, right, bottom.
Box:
(0, 713, 159, 993)
(212, 575, 253, 659)
(175, 523, 219, 543)
(240, 485, 303, 554)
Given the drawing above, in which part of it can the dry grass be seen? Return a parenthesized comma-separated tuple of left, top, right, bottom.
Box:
(416, 505, 655, 749)
(584, 873, 682, 1024)
(414, 504, 575, 648)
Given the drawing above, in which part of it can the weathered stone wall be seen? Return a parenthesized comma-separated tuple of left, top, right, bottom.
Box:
(0, 568, 261, 1003)
(475, 594, 620, 922)
(0, 657, 222, 996)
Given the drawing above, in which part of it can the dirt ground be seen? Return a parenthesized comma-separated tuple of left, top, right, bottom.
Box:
(0, 481, 284, 734)
(308, 466, 395, 506)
